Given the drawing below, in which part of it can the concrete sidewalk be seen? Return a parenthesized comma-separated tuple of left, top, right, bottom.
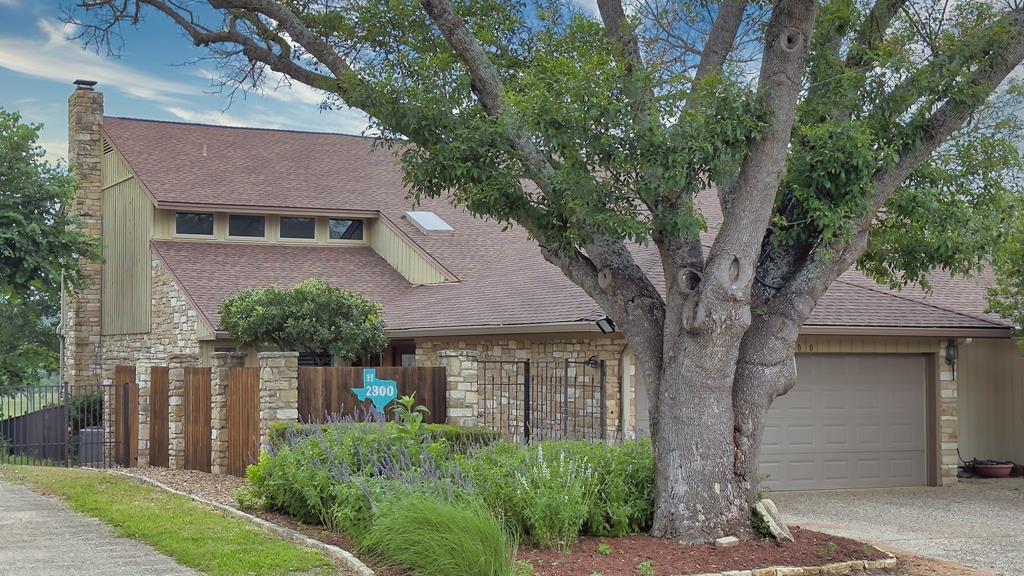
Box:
(0, 478, 198, 576)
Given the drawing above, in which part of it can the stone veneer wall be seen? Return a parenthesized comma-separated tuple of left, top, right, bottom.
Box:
(167, 354, 199, 469)
(100, 257, 202, 386)
(210, 352, 248, 475)
(258, 352, 300, 452)
(133, 356, 161, 467)
(415, 334, 625, 439)
(938, 340, 959, 486)
(62, 85, 105, 387)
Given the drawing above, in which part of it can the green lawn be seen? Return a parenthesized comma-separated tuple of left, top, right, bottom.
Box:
(2, 466, 336, 576)
(0, 390, 51, 418)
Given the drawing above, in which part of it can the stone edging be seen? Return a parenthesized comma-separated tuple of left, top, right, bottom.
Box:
(687, 552, 898, 576)
(105, 470, 374, 576)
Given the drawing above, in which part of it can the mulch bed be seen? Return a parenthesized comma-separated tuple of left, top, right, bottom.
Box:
(117, 469, 895, 576)
(517, 528, 890, 576)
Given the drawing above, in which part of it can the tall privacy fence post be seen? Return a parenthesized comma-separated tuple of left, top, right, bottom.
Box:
(167, 353, 199, 469)
(258, 351, 299, 453)
(437, 350, 479, 427)
(211, 352, 248, 475)
(134, 355, 163, 467)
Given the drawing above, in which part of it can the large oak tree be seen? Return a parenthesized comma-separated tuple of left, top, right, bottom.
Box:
(72, 0, 1024, 541)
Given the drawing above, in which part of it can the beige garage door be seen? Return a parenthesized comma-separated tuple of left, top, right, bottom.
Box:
(760, 354, 928, 491)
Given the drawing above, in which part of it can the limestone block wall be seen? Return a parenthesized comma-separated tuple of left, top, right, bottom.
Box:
(415, 334, 625, 439)
(62, 84, 105, 387)
(100, 257, 202, 387)
(167, 354, 199, 469)
(258, 352, 299, 452)
(938, 340, 959, 486)
(133, 356, 162, 467)
(436, 350, 480, 427)
(211, 352, 247, 475)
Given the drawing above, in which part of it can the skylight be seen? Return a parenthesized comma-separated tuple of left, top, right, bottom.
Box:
(406, 211, 454, 235)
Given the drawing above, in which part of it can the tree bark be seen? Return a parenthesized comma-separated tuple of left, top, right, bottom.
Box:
(649, 327, 749, 541)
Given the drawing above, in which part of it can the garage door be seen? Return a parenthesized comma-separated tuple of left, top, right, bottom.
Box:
(760, 354, 928, 491)
(630, 353, 930, 491)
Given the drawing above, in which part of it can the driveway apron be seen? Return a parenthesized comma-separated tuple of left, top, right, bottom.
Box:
(773, 478, 1024, 576)
(0, 478, 198, 576)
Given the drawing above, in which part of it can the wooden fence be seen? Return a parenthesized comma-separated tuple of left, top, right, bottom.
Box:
(226, 367, 260, 477)
(149, 367, 170, 467)
(113, 365, 139, 466)
(297, 367, 447, 423)
(183, 367, 212, 472)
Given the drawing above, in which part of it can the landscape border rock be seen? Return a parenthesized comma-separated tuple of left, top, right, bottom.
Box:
(105, 469, 374, 576)
(687, 554, 898, 576)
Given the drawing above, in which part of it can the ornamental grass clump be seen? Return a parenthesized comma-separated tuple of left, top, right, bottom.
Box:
(360, 491, 516, 576)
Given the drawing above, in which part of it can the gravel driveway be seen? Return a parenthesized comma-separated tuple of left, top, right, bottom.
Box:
(772, 478, 1024, 576)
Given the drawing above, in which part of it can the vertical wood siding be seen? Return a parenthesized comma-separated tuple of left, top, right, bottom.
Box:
(367, 220, 447, 285)
(958, 338, 1024, 462)
(226, 367, 260, 476)
(149, 367, 170, 467)
(101, 148, 153, 335)
(183, 367, 212, 472)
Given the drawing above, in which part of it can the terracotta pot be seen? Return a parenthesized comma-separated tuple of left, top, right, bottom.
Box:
(975, 464, 1014, 478)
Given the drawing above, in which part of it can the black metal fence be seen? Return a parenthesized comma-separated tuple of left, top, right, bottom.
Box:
(478, 359, 607, 443)
(0, 384, 131, 468)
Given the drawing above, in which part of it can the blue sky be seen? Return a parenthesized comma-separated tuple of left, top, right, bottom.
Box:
(0, 1, 373, 164)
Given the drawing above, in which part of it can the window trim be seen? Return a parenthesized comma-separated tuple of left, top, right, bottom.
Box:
(278, 216, 318, 242)
(327, 217, 365, 243)
(227, 213, 268, 239)
(174, 211, 215, 237)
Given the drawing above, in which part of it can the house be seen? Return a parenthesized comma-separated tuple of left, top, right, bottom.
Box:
(62, 81, 1024, 490)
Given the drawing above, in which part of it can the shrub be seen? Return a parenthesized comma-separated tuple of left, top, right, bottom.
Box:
(267, 421, 501, 452)
(360, 491, 516, 576)
(469, 442, 598, 550)
(234, 483, 265, 511)
(468, 440, 654, 545)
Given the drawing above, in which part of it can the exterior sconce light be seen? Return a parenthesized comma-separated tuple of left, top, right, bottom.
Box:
(596, 317, 615, 334)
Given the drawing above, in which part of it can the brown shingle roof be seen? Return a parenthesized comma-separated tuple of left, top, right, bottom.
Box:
(108, 117, 1010, 334)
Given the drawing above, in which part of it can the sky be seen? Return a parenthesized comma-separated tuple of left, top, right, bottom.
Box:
(0, 1, 376, 164)
(0, 0, 605, 164)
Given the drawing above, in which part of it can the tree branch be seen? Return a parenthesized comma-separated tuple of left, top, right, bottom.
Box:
(696, 0, 817, 332)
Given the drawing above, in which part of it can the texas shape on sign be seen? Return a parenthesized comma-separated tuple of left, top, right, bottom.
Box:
(352, 368, 399, 413)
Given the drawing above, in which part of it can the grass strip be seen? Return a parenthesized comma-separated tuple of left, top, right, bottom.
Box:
(3, 466, 336, 576)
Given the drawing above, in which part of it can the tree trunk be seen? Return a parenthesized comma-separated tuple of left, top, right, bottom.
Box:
(646, 313, 800, 542)
(648, 331, 752, 542)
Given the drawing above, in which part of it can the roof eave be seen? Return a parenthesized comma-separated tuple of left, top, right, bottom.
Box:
(799, 324, 1013, 338)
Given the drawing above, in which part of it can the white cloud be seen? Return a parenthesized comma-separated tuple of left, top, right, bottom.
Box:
(259, 70, 326, 106)
(0, 0, 20, 7)
(163, 106, 287, 129)
(572, 0, 601, 18)
(0, 19, 197, 103)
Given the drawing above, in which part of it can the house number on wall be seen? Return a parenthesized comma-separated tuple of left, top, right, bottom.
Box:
(353, 368, 399, 413)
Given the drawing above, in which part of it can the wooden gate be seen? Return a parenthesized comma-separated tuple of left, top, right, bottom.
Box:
(113, 366, 139, 466)
(183, 367, 212, 472)
(297, 367, 447, 423)
(149, 367, 170, 467)
(226, 367, 260, 477)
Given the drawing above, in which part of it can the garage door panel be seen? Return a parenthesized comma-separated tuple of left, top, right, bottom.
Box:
(760, 354, 928, 491)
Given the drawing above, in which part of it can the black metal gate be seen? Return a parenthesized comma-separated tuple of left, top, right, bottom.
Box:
(0, 383, 132, 468)
(478, 359, 607, 443)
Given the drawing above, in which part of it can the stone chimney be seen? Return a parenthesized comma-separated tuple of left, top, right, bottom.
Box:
(62, 80, 104, 386)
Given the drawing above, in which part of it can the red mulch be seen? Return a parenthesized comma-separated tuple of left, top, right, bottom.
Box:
(252, 510, 890, 576)
(517, 527, 889, 576)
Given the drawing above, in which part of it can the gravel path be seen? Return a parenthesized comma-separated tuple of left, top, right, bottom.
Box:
(773, 478, 1024, 576)
(0, 478, 199, 576)
(123, 467, 246, 507)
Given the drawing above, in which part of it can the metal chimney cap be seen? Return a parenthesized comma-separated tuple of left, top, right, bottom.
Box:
(73, 79, 98, 90)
